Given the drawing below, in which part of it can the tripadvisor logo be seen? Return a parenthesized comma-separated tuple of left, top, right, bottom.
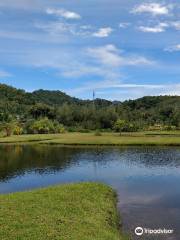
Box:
(135, 227, 174, 236)
(135, 227, 143, 236)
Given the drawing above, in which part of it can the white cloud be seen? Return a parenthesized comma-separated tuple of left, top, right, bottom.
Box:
(132, 3, 172, 16)
(35, 21, 93, 38)
(119, 22, 131, 29)
(36, 21, 73, 35)
(46, 8, 81, 20)
(164, 44, 180, 52)
(87, 45, 122, 66)
(68, 80, 180, 100)
(138, 22, 168, 33)
(87, 44, 154, 67)
(92, 27, 113, 38)
(170, 21, 180, 30)
(37, 22, 113, 39)
(0, 69, 12, 78)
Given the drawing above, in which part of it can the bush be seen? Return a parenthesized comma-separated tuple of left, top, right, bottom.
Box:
(13, 126, 23, 135)
(0, 121, 22, 137)
(25, 118, 66, 134)
(67, 126, 90, 133)
(57, 124, 66, 133)
(94, 130, 102, 136)
(163, 125, 176, 131)
(147, 124, 177, 131)
(113, 120, 139, 133)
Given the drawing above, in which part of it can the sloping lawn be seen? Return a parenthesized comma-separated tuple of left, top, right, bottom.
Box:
(0, 183, 127, 240)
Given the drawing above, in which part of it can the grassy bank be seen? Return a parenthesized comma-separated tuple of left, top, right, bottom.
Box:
(0, 183, 127, 240)
(0, 131, 180, 146)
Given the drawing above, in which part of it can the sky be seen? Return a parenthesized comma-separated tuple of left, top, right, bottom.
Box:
(0, 0, 180, 100)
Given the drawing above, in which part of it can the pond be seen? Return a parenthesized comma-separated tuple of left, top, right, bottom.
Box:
(0, 145, 180, 239)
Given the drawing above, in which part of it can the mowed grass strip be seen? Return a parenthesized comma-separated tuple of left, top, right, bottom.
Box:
(0, 183, 127, 240)
(41, 132, 180, 146)
(0, 132, 180, 146)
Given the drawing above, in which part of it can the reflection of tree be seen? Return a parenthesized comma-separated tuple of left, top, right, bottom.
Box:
(0, 145, 83, 181)
(0, 146, 179, 182)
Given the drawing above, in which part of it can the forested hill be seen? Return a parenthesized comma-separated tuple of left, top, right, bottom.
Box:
(0, 84, 112, 106)
(0, 83, 179, 131)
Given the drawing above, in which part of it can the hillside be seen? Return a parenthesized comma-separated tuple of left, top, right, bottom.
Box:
(0, 83, 179, 130)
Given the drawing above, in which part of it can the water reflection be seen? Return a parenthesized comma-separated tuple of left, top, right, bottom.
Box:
(0, 145, 180, 240)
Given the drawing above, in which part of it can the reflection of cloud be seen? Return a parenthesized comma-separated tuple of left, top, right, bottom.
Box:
(120, 194, 162, 206)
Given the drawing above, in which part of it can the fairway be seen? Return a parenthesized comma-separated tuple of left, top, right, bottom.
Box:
(0, 183, 127, 240)
(0, 131, 180, 146)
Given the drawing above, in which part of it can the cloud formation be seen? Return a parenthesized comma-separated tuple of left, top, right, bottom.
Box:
(119, 22, 131, 28)
(46, 8, 81, 20)
(69, 80, 180, 100)
(138, 22, 168, 33)
(0, 0, 179, 100)
(132, 3, 172, 16)
(87, 45, 154, 67)
(92, 27, 113, 37)
(170, 21, 180, 30)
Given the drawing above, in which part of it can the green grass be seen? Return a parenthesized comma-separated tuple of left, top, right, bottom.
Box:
(0, 131, 180, 146)
(0, 183, 127, 240)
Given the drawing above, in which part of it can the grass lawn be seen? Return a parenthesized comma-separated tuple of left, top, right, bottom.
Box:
(0, 183, 127, 240)
(0, 131, 180, 146)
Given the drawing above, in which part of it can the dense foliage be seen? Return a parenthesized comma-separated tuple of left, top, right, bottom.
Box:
(0, 83, 179, 135)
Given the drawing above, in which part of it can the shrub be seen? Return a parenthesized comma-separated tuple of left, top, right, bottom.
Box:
(57, 124, 66, 133)
(0, 121, 21, 137)
(13, 126, 23, 135)
(94, 130, 102, 136)
(25, 118, 66, 134)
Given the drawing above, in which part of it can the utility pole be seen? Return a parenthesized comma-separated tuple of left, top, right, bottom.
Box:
(93, 90, 95, 109)
(93, 90, 96, 114)
(93, 90, 95, 101)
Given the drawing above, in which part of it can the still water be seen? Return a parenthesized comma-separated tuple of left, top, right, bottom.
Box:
(0, 145, 180, 239)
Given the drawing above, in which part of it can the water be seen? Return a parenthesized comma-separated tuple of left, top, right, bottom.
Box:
(0, 145, 180, 239)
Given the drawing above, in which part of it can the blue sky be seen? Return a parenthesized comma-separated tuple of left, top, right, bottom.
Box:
(0, 0, 180, 100)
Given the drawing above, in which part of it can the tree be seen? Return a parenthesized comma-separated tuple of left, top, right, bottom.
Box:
(0, 122, 16, 137)
(113, 119, 127, 135)
(30, 103, 56, 119)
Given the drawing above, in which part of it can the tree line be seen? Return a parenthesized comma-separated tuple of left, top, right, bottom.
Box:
(0, 84, 179, 136)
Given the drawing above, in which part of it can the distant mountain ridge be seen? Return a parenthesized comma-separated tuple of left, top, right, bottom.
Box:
(0, 83, 179, 106)
(0, 84, 115, 106)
